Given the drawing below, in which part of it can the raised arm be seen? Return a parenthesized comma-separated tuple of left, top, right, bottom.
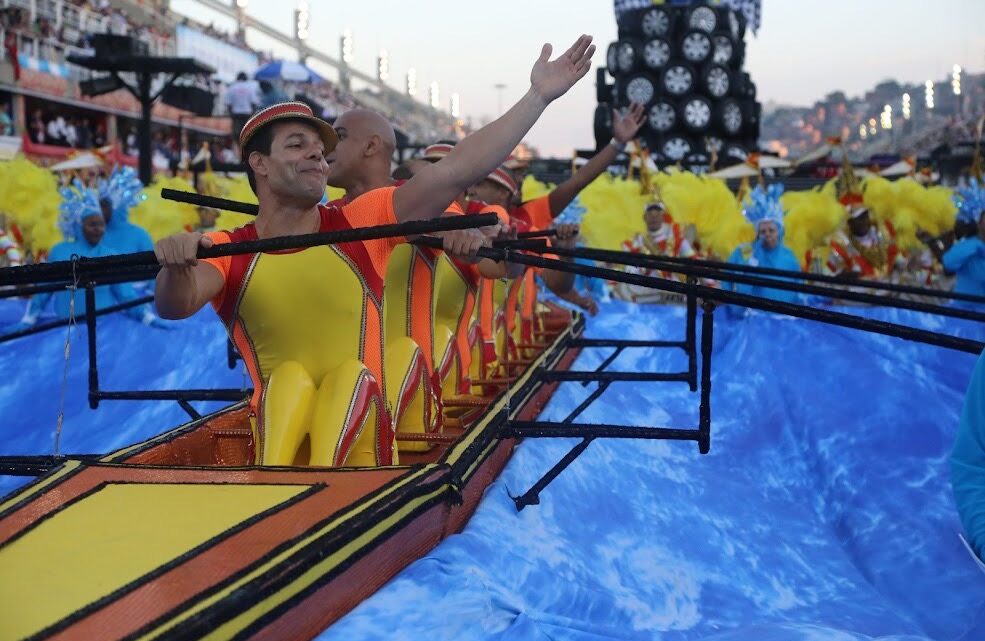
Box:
(548, 102, 645, 217)
(393, 35, 596, 222)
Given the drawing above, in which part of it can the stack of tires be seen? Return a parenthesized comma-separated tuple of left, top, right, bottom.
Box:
(597, 3, 760, 168)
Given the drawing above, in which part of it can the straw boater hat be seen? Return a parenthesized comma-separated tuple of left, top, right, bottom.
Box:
(239, 102, 339, 161)
(485, 164, 518, 195)
(421, 142, 455, 162)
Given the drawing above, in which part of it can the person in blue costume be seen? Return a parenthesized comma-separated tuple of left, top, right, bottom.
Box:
(727, 183, 803, 306)
(952, 349, 985, 560)
(97, 166, 154, 255)
(10, 181, 171, 331)
(942, 179, 985, 299)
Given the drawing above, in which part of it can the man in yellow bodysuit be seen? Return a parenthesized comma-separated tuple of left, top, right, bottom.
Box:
(152, 35, 597, 468)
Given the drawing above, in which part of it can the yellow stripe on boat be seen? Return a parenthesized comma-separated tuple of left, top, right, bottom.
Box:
(132, 466, 438, 640)
(0, 459, 83, 517)
(0, 482, 311, 641)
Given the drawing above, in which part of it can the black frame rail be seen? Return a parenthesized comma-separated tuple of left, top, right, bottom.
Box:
(503, 294, 716, 511)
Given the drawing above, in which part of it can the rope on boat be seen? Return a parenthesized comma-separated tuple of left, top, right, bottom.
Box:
(53, 258, 79, 457)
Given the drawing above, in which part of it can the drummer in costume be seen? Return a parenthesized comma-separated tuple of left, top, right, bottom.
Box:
(622, 200, 695, 279)
(153, 35, 597, 468)
(826, 160, 903, 280)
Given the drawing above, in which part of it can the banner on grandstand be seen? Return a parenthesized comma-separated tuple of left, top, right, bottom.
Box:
(175, 26, 258, 83)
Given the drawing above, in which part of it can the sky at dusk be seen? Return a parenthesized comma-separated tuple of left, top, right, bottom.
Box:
(171, 0, 985, 156)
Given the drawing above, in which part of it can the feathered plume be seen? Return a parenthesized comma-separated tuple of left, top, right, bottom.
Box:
(955, 178, 985, 225)
(744, 183, 785, 228)
(58, 179, 102, 241)
(97, 165, 145, 222)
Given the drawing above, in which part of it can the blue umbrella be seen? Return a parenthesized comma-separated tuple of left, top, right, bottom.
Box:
(254, 60, 325, 83)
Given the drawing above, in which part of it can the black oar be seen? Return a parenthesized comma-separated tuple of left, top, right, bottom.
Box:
(162, 188, 259, 215)
(0, 213, 501, 287)
(413, 237, 983, 354)
(634, 247, 985, 305)
(541, 245, 985, 323)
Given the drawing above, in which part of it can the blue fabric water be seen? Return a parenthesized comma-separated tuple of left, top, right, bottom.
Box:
(1, 298, 984, 640)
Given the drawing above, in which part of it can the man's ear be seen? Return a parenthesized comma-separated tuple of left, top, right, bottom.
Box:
(248, 151, 267, 178)
(365, 134, 381, 157)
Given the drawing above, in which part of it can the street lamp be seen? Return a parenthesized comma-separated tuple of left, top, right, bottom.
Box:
(429, 81, 440, 109)
(406, 68, 417, 96)
(902, 93, 911, 120)
(294, 2, 309, 42)
(881, 104, 892, 130)
(341, 29, 353, 64)
(859, 124, 867, 140)
(952, 64, 962, 95)
(925, 80, 935, 110)
(450, 92, 460, 118)
(377, 49, 389, 83)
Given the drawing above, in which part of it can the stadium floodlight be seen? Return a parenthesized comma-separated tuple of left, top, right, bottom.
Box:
(925, 80, 935, 110)
(881, 104, 892, 130)
(450, 92, 460, 118)
(429, 81, 440, 109)
(341, 29, 353, 64)
(377, 49, 389, 82)
(406, 67, 417, 96)
(902, 93, 911, 120)
(294, 2, 309, 41)
(858, 124, 867, 139)
(952, 64, 961, 96)
(868, 117, 877, 135)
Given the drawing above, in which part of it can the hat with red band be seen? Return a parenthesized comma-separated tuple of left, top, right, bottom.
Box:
(422, 143, 455, 162)
(239, 102, 339, 161)
(485, 164, 518, 194)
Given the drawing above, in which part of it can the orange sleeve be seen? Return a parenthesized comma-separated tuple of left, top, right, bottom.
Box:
(201, 231, 233, 310)
(445, 200, 465, 215)
(341, 186, 400, 267)
(522, 195, 554, 231)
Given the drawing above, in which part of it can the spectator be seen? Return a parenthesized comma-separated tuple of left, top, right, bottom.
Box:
(77, 117, 93, 149)
(224, 71, 259, 140)
(29, 109, 45, 144)
(64, 117, 78, 148)
(46, 114, 68, 146)
(0, 100, 13, 136)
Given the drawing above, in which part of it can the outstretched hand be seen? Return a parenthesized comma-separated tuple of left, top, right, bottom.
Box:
(613, 102, 647, 144)
(530, 35, 596, 104)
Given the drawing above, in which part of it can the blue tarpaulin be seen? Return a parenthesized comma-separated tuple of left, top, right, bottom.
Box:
(2, 297, 983, 640)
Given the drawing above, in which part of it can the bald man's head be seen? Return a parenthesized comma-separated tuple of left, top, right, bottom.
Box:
(325, 108, 397, 190)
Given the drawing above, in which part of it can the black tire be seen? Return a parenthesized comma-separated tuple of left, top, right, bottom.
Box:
(641, 37, 672, 70)
(742, 100, 761, 138)
(701, 63, 732, 99)
(686, 4, 719, 34)
(684, 151, 711, 169)
(717, 98, 743, 136)
(596, 67, 615, 103)
(613, 39, 641, 76)
(606, 42, 620, 76)
(661, 63, 695, 96)
(736, 72, 757, 100)
(680, 94, 713, 134)
(661, 134, 695, 161)
(711, 33, 736, 66)
(619, 73, 657, 106)
(723, 143, 747, 162)
(647, 99, 677, 133)
(679, 29, 713, 65)
(640, 6, 675, 38)
(703, 135, 724, 155)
